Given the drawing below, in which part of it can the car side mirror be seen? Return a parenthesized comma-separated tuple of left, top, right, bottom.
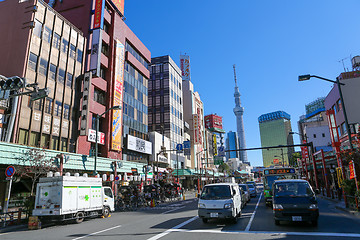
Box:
(315, 189, 320, 195)
(233, 190, 236, 195)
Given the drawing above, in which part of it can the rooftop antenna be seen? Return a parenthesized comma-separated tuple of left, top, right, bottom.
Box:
(233, 64, 238, 87)
(338, 56, 350, 72)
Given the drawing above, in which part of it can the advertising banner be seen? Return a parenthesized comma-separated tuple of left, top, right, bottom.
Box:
(127, 135, 152, 154)
(349, 161, 355, 179)
(93, 0, 105, 29)
(196, 108, 203, 145)
(88, 129, 105, 145)
(180, 55, 190, 81)
(193, 114, 199, 144)
(112, 40, 125, 151)
(111, 0, 125, 16)
(89, 29, 102, 76)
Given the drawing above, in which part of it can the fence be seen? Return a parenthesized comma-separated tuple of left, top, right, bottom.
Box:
(0, 209, 30, 227)
(345, 195, 360, 211)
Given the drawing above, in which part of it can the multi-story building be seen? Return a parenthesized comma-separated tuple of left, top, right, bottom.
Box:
(0, 0, 86, 152)
(48, 0, 151, 162)
(148, 55, 184, 169)
(298, 97, 332, 152)
(258, 111, 294, 167)
(204, 114, 226, 166)
(226, 131, 239, 160)
(324, 59, 360, 148)
(181, 55, 205, 171)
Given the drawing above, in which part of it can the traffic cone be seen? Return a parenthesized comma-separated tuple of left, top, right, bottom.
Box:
(150, 199, 155, 208)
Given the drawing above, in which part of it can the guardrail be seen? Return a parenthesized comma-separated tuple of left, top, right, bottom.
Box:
(0, 209, 30, 228)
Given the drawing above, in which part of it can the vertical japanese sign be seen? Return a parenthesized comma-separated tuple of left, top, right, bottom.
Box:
(180, 55, 190, 81)
(193, 114, 199, 144)
(93, 0, 105, 29)
(349, 161, 355, 179)
(112, 40, 125, 151)
(196, 107, 202, 145)
(111, 0, 125, 16)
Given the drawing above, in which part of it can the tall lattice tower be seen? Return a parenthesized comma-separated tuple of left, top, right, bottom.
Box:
(233, 65, 248, 163)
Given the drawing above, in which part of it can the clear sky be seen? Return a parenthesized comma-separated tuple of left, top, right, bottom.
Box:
(125, 0, 360, 166)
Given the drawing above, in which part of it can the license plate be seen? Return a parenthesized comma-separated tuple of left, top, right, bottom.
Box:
(210, 213, 218, 218)
(292, 216, 302, 221)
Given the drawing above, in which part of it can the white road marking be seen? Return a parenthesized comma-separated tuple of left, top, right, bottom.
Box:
(146, 216, 198, 240)
(171, 228, 360, 238)
(245, 193, 262, 232)
(162, 206, 186, 214)
(71, 225, 122, 240)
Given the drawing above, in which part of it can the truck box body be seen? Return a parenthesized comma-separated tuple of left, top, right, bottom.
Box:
(33, 176, 107, 217)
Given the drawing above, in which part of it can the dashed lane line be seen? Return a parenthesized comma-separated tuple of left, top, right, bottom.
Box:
(71, 225, 122, 240)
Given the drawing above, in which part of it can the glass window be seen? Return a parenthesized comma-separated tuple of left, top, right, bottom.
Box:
(63, 104, 70, 119)
(77, 49, 83, 62)
(58, 68, 65, 83)
(62, 38, 69, 54)
(29, 131, 41, 147)
(40, 134, 50, 149)
(33, 19, 42, 38)
(33, 98, 43, 111)
(28, 52, 38, 71)
(18, 129, 29, 145)
(42, 26, 52, 43)
(66, 72, 73, 87)
(100, 66, 106, 80)
(39, 58, 48, 76)
(55, 101, 62, 116)
(53, 33, 60, 49)
(94, 88, 106, 105)
(49, 64, 57, 81)
(45, 98, 53, 114)
(51, 136, 59, 150)
(137, 110, 143, 123)
(69, 44, 76, 59)
(61, 138, 68, 152)
(101, 42, 109, 56)
(137, 90, 143, 103)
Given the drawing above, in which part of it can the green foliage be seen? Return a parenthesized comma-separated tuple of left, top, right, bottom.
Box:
(341, 179, 357, 196)
(218, 162, 231, 174)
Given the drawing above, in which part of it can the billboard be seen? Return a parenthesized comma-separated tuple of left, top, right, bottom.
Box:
(112, 40, 125, 151)
(180, 55, 190, 81)
(111, 0, 125, 16)
(193, 114, 200, 144)
(127, 135, 152, 154)
(93, 0, 105, 29)
(88, 129, 105, 145)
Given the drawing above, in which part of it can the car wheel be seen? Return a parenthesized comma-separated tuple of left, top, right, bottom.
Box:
(103, 207, 110, 218)
(202, 218, 208, 223)
(274, 220, 280, 225)
(311, 220, 318, 227)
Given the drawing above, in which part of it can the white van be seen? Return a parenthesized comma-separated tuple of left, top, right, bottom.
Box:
(198, 183, 242, 223)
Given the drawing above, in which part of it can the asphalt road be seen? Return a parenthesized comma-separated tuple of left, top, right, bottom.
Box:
(2, 193, 360, 240)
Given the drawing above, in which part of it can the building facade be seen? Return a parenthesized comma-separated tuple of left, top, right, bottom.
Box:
(0, 0, 86, 152)
(48, 0, 151, 163)
(258, 111, 294, 167)
(226, 131, 239, 160)
(148, 55, 185, 169)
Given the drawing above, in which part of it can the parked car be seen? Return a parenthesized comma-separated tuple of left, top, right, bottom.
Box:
(198, 183, 242, 224)
(239, 184, 250, 207)
(247, 183, 257, 197)
(272, 179, 319, 226)
(247, 181, 259, 193)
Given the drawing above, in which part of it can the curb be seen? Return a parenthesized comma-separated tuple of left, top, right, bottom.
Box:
(0, 224, 27, 233)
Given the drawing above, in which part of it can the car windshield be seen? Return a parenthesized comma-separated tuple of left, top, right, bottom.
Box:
(239, 185, 247, 191)
(265, 175, 295, 190)
(274, 182, 314, 197)
(247, 184, 255, 189)
(200, 185, 232, 200)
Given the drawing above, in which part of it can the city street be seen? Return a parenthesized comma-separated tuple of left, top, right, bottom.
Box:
(2, 193, 360, 240)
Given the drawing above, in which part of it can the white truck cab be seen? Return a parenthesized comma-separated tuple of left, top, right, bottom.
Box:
(198, 182, 242, 223)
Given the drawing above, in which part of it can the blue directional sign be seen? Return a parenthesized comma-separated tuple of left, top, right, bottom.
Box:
(218, 146, 225, 157)
(176, 144, 183, 151)
(183, 140, 191, 149)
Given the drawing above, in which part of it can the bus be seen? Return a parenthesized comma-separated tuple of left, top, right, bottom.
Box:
(262, 167, 297, 206)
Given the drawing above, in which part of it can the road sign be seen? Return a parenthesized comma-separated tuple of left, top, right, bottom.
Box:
(184, 148, 191, 156)
(183, 140, 191, 149)
(5, 166, 15, 178)
(218, 146, 225, 157)
(176, 143, 183, 153)
(159, 172, 163, 177)
(115, 176, 120, 181)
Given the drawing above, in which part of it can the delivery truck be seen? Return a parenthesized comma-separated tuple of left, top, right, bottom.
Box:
(32, 175, 114, 223)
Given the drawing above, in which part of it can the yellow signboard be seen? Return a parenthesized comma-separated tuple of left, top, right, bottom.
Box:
(336, 167, 343, 186)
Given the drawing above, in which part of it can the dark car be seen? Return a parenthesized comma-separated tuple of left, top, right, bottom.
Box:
(246, 183, 257, 197)
(272, 179, 319, 226)
(239, 184, 250, 206)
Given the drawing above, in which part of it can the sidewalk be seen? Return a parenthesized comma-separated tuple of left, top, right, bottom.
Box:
(318, 194, 360, 217)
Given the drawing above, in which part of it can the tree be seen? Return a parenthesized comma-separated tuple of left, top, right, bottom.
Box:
(290, 152, 301, 167)
(218, 162, 231, 175)
(16, 148, 59, 196)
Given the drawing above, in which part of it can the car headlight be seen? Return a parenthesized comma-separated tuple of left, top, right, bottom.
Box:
(273, 204, 283, 210)
(198, 203, 206, 209)
(224, 203, 233, 209)
(309, 204, 318, 209)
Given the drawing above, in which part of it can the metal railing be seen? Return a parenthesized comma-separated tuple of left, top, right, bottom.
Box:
(0, 209, 30, 228)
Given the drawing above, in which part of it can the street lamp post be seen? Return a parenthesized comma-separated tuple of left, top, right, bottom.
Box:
(94, 105, 122, 175)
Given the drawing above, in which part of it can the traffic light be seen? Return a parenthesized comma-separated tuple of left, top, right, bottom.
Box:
(0, 76, 26, 90)
(30, 88, 50, 101)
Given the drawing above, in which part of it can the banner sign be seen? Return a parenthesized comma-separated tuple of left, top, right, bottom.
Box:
(212, 134, 218, 156)
(88, 129, 105, 145)
(112, 40, 125, 151)
(336, 167, 343, 186)
(93, 0, 105, 29)
(193, 114, 200, 144)
(350, 161, 355, 179)
(180, 55, 190, 81)
(127, 135, 152, 154)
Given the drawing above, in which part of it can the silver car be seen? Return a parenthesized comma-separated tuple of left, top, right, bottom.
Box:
(239, 184, 250, 207)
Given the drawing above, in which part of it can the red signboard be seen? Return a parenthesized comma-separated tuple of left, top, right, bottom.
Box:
(93, 0, 104, 29)
(301, 140, 309, 159)
(350, 161, 355, 179)
(204, 114, 223, 130)
(273, 159, 279, 165)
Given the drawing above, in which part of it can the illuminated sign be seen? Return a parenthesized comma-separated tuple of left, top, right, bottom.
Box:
(264, 168, 295, 175)
(112, 40, 125, 151)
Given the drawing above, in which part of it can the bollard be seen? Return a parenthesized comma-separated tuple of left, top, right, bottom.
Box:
(183, 194, 186, 201)
(17, 208, 22, 224)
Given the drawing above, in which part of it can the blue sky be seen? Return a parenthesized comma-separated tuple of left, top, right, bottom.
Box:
(125, 0, 360, 166)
